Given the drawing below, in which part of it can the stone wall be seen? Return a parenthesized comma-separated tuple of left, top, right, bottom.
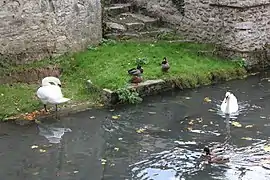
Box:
(0, 0, 102, 65)
(129, 0, 270, 65)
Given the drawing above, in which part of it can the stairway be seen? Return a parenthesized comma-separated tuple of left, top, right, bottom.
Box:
(103, 2, 176, 40)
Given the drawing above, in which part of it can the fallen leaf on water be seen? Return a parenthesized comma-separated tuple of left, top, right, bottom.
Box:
(231, 121, 242, 128)
(208, 109, 215, 112)
(260, 116, 266, 119)
(185, 97, 191, 100)
(264, 145, 270, 152)
(210, 121, 213, 125)
(136, 128, 146, 134)
(204, 97, 212, 103)
(39, 149, 46, 153)
(110, 163, 115, 167)
(32, 172, 39, 175)
(241, 137, 253, 140)
(73, 171, 79, 174)
(148, 112, 156, 115)
(245, 125, 254, 128)
(114, 147, 119, 151)
(89, 116, 95, 119)
(101, 159, 107, 165)
(188, 120, 194, 125)
(109, 109, 114, 112)
(31, 145, 38, 149)
(187, 127, 192, 131)
(0, 93, 4, 96)
(215, 124, 219, 127)
(112, 116, 119, 120)
(118, 138, 123, 141)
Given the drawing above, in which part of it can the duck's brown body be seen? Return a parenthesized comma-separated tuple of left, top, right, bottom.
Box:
(161, 57, 170, 72)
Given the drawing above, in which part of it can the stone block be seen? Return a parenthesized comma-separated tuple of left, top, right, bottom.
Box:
(104, 3, 131, 17)
(125, 22, 145, 31)
(105, 22, 127, 33)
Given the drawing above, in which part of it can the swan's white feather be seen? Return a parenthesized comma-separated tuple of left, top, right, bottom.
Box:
(220, 92, 238, 114)
(37, 85, 70, 105)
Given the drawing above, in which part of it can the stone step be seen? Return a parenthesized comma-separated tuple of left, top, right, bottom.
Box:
(105, 22, 127, 33)
(104, 3, 131, 17)
(119, 13, 159, 28)
(104, 13, 159, 33)
(104, 28, 176, 40)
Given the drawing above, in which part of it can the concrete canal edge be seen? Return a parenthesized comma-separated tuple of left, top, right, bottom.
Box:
(102, 70, 257, 105)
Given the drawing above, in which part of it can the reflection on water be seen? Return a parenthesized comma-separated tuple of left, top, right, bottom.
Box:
(102, 73, 270, 180)
(38, 124, 72, 144)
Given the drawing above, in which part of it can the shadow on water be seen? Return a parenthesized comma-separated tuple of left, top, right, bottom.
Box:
(2, 72, 270, 179)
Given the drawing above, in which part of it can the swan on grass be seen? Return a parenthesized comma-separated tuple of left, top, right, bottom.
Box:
(37, 77, 70, 112)
(42, 76, 62, 87)
(220, 92, 239, 115)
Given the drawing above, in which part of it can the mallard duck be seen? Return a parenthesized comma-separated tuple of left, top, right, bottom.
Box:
(37, 77, 70, 112)
(220, 91, 239, 114)
(161, 57, 170, 72)
(130, 75, 143, 84)
(128, 65, 143, 76)
(203, 147, 229, 164)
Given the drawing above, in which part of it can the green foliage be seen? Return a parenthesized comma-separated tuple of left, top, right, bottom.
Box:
(116, 88, 143, 104)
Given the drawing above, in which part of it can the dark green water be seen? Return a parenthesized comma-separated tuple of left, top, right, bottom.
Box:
(1, 72, 270, 180)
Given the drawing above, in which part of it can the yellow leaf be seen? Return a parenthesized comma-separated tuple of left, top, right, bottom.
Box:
(101, 159, 107, 165)
(112, 116, 119, 120)
(136, 128, 145, 133)
(231, 121, 242, 128)
(39, 149, 46, 153)
(245, 125, 254, 128)
(264, 145, 270, 152)
(241, 137, 252, 140)
(31, 145, 38, 149)
(204, 97, 212, 103)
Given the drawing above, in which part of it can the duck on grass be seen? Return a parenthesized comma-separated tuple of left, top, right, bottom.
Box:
(0, 41, 247, 120)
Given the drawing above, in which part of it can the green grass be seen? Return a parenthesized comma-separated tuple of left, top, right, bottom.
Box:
(0, 40, 246, 119)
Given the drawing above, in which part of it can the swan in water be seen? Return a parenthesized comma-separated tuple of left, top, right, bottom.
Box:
(37, 77, 70, 112)
(220, 92, 239, 114)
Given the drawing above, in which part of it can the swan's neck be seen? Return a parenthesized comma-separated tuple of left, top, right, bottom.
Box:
(225, 98, 230, 113)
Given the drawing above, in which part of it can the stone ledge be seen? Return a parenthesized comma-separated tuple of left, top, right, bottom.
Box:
(102, 79, 174, 105)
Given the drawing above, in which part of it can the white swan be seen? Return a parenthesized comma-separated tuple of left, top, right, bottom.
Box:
(37, 77, 70, 112)
(42, 76, 62, 87)
(220, 92, 239, 114)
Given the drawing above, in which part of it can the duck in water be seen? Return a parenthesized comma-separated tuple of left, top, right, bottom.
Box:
(203, 147, 230, 164)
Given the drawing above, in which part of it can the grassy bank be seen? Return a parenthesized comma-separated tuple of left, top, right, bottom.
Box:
(0, 40, 247, 120)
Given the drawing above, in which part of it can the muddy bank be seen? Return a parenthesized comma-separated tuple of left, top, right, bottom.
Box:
(0, 66, 62, 85)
